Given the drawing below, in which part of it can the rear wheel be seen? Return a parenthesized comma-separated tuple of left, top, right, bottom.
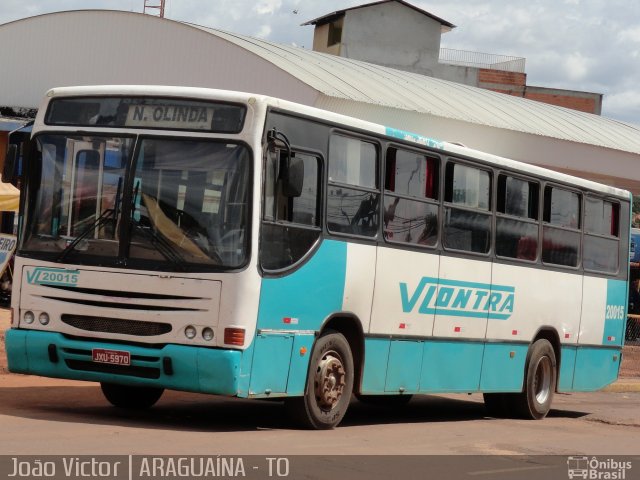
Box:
(285, 330, 354, 429)
(514, 339, 557, 419)
(100, 382, 164, 409)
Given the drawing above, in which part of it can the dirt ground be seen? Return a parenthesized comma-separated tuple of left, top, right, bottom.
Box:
(1, 308, 638, 377)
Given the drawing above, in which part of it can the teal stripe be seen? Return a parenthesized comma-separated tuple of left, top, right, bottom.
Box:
(256, 240, 347, 331)
(572, 346, 621, 391)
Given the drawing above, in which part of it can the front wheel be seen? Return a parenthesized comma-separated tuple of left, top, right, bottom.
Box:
(285, 330, 354, 429)
(100, 382, 164, 409)
(514, 339, 557, 419)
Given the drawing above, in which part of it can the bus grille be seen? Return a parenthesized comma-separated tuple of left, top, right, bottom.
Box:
(61, 315, 172, 337)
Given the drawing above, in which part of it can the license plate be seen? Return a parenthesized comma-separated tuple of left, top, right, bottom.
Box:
(92, 348, 131, 366)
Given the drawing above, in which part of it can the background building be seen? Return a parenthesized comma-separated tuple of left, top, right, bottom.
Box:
(304, 0, 603, 114)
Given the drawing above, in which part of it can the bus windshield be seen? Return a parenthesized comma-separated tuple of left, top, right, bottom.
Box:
(21, 134, 251, 271)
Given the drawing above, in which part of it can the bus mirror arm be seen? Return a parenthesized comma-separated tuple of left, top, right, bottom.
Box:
(267, 128, 303, 197)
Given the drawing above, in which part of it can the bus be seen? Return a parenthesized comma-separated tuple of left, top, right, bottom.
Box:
(4, 85, 631, 429)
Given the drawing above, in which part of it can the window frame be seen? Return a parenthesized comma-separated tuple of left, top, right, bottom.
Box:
(582, 194, 621, 275)
(259, 146, 324, 273)
(441, 158, 493, 256)
(326, 131, 381, 240)
(541, 183, 582, 269)
(494, 172, 540, 264)
(382, 144, 440, 249)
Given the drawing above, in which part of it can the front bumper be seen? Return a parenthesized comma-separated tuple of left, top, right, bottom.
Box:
(5, 329, 242, 395)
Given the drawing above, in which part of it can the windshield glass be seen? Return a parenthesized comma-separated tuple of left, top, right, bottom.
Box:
(127, 138, 250, 269)
(23, 135, 130, 258)
(22, 134, 251, 271)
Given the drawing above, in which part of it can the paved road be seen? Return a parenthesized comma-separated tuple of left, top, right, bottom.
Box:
(0, 374, 638, 457)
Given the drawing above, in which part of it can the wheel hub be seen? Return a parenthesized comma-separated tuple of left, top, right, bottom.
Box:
(533, 356, 552, 405)
(314, 353, 346, 411)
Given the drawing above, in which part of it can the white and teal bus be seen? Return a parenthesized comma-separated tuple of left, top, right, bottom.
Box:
(4, 85, 630, 429)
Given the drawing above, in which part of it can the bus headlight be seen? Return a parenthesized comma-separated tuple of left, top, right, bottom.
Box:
(202, 327, 214, 341)
(23, 311, 35, 324)
(39, 312, 50, 325)
(184, 325, 197, 339)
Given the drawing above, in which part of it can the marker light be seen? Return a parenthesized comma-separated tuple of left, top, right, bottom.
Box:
(38, 312, 50, 325)
(202, 327, 214, 341)
(224, 328, 245, 346)
(23, 311, 35, 324)
(185, 325, 197, 339)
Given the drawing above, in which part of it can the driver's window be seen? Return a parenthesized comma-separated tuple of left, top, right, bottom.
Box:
(260, 149, 321, 271)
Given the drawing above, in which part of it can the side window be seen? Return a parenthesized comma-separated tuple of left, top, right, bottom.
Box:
(383, 147, 439, 247)
(327, 134, 379, 237)
(542, 186, 581, 267)
(583, 197, 619, 273)
(443, 162, 491, 254)
(495, 175, 539, 261)
(261, 149, 321, 271)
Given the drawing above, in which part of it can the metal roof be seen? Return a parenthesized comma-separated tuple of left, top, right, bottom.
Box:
(188, 22, 640, 156)
(301, 0, 456, 30)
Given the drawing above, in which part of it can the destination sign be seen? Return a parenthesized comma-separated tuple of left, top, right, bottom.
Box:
(126, 104, 216, 130)
(46, 96, 246, 133)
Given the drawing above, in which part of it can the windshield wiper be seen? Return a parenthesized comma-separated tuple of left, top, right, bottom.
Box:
(129, 218, 188, 271)
(57, 208, 116, 262)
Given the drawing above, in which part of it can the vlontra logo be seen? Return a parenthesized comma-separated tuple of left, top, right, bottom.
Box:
(26, 267, 80, 287)
(400, 277, 515, 320)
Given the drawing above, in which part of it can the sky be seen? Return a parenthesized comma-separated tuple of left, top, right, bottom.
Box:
(0, 0, 639, 125)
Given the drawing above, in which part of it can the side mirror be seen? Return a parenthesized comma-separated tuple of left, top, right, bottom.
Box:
(282, 156, 304, 197)
(2, 145, 17, 183)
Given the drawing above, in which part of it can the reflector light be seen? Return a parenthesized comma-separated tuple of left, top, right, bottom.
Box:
(224, 328, 245, 346)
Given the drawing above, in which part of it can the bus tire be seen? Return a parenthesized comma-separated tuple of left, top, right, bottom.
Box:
(285, 330, 354, 429)
(515, 339, 557, 419)
(100, 382, 164, 409)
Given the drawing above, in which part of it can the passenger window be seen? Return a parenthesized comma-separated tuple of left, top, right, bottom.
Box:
(446, 163, 490, 210)
(544, 186, 580, 228)
(443, 162, 491, 254)
(496, 175, 539, 261)
(383, 147, 439, 246)
(327, 135, 379, 237)
(542, 186, 581, 267)
(583, 197, 619, 273)
(261, 150, 321, 271)
(584, 197, 619, 237)
(328, 135, 377, 189)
